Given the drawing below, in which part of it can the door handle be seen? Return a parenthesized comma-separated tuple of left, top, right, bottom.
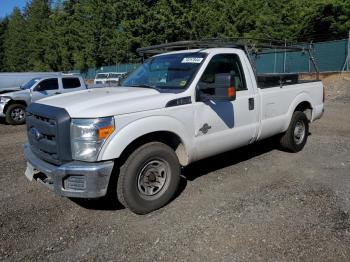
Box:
(55, 92, 61, 95)
(248, 98, 254, 110)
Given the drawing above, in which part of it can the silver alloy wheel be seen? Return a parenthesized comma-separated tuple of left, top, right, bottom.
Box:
(137, 159, 169, 196)
(11, 107, 25, 122)
(294, 120, 305, 145)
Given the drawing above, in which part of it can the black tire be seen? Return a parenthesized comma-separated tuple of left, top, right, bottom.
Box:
(280, 111, 309, 152)
(117, 142, 180, 214)
(5, 104, 26, 125)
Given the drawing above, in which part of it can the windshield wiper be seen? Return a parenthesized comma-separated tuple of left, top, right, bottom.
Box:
(129, 84, 160, 91)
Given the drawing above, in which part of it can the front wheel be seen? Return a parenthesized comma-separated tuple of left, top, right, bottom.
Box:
(117, 142, 180, 214)
(5, 104, 26, 125)
(280, 111, 309, 152)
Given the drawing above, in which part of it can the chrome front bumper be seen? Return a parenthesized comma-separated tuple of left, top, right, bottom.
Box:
(24, 143, 114, 198)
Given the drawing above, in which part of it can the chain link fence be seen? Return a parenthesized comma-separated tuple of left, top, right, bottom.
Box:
(73, 39, 349, 79)
(255, 39, 348, 74)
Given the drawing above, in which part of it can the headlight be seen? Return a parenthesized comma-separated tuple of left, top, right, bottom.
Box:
(0, 96, 11, 103)
(71, 117, 115, 161)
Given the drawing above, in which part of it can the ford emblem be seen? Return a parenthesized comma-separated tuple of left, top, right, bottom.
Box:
(30, 127, 43, 141)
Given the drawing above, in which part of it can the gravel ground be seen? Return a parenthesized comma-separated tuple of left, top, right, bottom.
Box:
(0, 95, 350, 261)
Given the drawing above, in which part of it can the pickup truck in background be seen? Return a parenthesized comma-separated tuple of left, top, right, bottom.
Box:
(23, 40, 324, 214)
(0, 72, 60, 92)
(0, 74, 86, 125)
(94, 72, 127, 85)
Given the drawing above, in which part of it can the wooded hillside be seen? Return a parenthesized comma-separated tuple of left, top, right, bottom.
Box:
(0, 0, 349, 72)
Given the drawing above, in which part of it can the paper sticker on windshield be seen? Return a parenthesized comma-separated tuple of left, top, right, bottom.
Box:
(181, 57, 203, 64)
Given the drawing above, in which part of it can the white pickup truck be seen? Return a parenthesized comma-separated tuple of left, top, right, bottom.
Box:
(94, 72, 127, 85)
(23, 41, 324, 214)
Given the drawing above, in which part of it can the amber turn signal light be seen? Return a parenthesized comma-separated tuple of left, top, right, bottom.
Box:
(228, 87, 236, 97)
(98, 126, 115, 139)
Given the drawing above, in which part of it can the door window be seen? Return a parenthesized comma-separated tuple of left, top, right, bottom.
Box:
(109, 73, 121, 78)
(63, 78, 81, 89)
(36, 78, 59, 91)
(199, 54, 247, 91)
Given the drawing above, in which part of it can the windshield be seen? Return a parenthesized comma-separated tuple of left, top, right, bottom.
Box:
(96, 73, 108, 79)
(21, 78, 40, 89)
(123, 52, 206, 90)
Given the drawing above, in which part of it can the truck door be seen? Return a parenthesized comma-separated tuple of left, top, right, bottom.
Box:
(31, 78, 59, 102)
(193, 53, 259, 160)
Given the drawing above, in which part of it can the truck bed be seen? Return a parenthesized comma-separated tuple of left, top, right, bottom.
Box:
(257, 79, 324, 141)
(257, 73, 319, 89)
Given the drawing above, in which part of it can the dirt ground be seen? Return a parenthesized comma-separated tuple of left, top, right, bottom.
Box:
(0, 76, 350, 261)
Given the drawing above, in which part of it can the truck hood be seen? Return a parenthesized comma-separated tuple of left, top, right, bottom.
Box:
(0, 89, 29, 98)
(38, 87, 176, 118)
(0, 87, 22, 95)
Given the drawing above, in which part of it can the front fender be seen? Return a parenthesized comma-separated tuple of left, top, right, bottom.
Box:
(3, 99, 29, 114)
(8, 92, 31, 104)
(98, 115, 193, 162)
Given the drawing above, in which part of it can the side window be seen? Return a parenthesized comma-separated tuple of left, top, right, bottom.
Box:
(199, 54, 247, 91)
(109, 74, 119, 78)
(62, 78, 81, 89)
(36, 78, 59, 91)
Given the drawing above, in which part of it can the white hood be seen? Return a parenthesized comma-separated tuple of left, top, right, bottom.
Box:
(37, 87, 175, 118)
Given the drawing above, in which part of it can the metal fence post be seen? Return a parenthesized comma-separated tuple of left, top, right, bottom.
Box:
(283, 39, 287, 73)
(347, 30, 350, 71)
(274, 48, 277, 73)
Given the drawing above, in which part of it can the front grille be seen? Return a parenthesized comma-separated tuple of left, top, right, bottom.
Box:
(27, 112, 60, 164)
(26, 103, 72, 165)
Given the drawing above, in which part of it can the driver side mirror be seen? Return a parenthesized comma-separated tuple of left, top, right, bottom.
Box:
(198, 73, 236, 102)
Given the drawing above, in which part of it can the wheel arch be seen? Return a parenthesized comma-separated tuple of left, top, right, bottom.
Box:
(118, 131, 188, 166)
(4, 99, 27, 114)
(98, 116, 192, 166)
(282, 93, 314, 131)
(294, 101, 313, 121)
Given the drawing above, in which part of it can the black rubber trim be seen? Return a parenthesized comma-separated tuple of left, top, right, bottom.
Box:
(165, 96, 192, 107)
(258, 80, 322, 89)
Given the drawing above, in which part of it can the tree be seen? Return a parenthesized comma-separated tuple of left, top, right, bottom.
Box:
(300, 0, 350, 41)
(0, 0, 349, 72)
(23, 0, 52, 70)
(3, 7, 27, 71)
(0, 17, 9, 71)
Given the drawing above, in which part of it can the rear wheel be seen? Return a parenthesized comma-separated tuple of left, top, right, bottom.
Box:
(280, 111, 309, 152)
(117, 142, 180, 214)
(5, 104, 26, 125)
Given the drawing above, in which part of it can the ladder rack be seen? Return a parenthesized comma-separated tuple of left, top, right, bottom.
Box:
(136, 38, 319, 77)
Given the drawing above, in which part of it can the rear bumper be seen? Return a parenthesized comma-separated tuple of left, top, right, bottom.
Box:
(24, 143, 114, 198)
(313, 104, 324, 121)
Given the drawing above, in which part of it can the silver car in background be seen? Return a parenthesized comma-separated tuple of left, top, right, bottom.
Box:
(0, 74, 86, 125)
